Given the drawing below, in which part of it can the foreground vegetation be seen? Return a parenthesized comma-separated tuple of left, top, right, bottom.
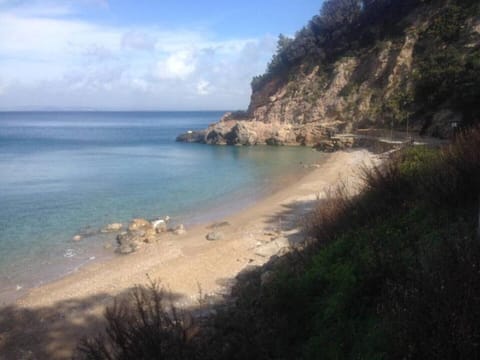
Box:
(78, 128, 480, 359)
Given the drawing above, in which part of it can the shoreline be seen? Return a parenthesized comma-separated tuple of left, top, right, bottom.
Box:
(1, 149, 378, 359)
(0, 148, 323, 306)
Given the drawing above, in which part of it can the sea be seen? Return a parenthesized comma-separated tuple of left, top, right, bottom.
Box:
(0, 111, 324, 303)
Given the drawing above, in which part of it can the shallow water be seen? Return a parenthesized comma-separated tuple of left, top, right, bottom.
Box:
(0, 111, 324, 303)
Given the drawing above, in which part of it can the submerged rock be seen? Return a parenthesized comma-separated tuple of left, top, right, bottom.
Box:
(101, 223, 123, 233)
(72, 235, 82, 241)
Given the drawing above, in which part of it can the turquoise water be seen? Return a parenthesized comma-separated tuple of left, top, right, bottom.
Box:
(0, 111, 324, 302)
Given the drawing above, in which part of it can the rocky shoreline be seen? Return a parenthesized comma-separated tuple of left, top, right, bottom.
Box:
(176, 112, 417, 153)
(176, 112, 343, 147)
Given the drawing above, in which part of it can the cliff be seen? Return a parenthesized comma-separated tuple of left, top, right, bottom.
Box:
(178, 0, 480, 146)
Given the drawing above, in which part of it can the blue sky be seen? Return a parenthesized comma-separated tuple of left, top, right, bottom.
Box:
(0, 0, 322, 110)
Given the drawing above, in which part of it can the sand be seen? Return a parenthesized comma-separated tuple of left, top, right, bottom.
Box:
(0, 149, 377, 359)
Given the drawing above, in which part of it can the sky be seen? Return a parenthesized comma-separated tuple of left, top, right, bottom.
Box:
(0, 0, 322, 110)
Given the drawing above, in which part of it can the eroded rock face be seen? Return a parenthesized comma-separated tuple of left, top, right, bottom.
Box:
(225, 122, 258, 145)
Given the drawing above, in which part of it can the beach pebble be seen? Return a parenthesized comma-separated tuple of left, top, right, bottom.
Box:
(206, 231, 224, 241)
(72, 235, 82, 241)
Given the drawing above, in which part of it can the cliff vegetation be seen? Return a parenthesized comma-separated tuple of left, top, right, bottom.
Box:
(177, 0, 480, 145)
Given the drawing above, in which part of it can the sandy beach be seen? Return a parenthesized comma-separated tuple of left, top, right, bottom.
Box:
(0, 149, 377, 359)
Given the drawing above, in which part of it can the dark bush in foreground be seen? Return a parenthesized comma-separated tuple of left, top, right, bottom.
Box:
(77, 282, 198, 360)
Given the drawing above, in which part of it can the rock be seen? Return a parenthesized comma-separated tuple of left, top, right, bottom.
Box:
(206, 231, 224, 241)
(225, 122, 257, 145)
(265, 136, 285, 146)
(152, 219, 168, 233)
(115, 218, 158, 252)
(72, 235, 82, 241)
(143, 228, 158, 243)
(156, 223, 168, 233)
(103, 242, 113, 249)
(128, 218, 152, 231)
(203, 120, 237, 145)
(101, 223, 123, 233)
(173, 224, 186, 235)
(176, 130, 206, 143)
(116, 231, 141, 254)
(255, 238, 290, 257)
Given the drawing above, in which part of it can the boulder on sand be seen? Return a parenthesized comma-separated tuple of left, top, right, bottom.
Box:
(116, 218, 158, 253)
(152, 216, 170, 233)
(128, 218, 151, 231)
(116, 231, 141, 254)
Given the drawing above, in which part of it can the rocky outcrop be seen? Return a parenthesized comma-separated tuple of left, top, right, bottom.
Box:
(177, 117, 344, 146)
(176, 5, 479, 146)
(176, 130, 206, 143)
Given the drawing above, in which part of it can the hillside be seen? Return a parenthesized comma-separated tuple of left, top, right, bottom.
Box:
(177, 0, 480, 146)
(77, 1, 480, 358)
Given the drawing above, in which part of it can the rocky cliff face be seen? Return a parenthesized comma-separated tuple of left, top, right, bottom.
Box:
(178, 3, 480, 146)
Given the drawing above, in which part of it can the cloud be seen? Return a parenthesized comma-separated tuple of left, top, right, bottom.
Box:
(121, 31, 156, 51)
(196, 80, 211, 95)
(154, 50, 197, 80)
(0, 4, 277, 110)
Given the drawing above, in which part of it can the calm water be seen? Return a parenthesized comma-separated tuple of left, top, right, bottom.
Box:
(0, 111, 324, 303)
